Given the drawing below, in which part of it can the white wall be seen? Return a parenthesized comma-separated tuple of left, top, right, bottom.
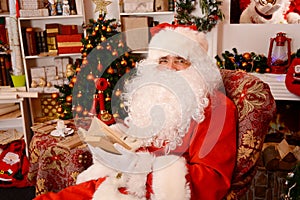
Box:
(83, 0, 300, 57)
(218, 0, 300, 56)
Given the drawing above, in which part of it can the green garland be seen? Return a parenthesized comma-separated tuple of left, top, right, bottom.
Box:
(175, 0, 224, 32)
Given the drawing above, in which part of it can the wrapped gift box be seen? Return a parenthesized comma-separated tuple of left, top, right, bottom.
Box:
(61, 25, 78, 35)
(20, 0, 44, 10)
(123, 0, 154, 13)
(56, 34, 82, 54)
(19, 8, 48, 17)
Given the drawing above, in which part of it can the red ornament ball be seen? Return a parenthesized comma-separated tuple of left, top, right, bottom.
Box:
(95, 78, 108, 91)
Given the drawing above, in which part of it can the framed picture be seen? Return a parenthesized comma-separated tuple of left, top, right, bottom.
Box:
(230, 0, 300, 24)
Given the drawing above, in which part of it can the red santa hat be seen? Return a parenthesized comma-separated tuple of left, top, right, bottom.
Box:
(147, 23, 221, 94)
(148, 23, 208, 61)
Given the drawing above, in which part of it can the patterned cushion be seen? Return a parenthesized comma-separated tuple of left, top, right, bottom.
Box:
(220, 69, 276, 200)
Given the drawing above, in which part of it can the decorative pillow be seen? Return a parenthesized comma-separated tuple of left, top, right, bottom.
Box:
(0, 139, 31, 188)
(220, 69, 276, 199)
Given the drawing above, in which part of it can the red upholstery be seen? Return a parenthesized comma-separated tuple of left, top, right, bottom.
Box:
(220, 69, 276, 199)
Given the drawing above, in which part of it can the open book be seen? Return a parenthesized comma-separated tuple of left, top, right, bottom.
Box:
(84, 117, 132, 154)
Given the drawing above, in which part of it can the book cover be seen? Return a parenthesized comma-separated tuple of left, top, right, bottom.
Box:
(36, 30, 48, 55)
(25, 27, 38, 56)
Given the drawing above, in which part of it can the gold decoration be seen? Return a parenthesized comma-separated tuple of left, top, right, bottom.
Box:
(100, 112, 112, 121)
(92, 0, 112, 13)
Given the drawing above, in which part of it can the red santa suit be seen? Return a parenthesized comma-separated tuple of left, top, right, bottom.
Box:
(34, 91, 237, 200)
(34, 26, 238, 200)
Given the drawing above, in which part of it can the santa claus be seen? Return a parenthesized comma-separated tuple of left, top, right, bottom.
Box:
(34, 26, 238, 200)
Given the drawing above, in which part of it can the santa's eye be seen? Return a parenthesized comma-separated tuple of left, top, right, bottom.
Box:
(158, 58, 169, 64)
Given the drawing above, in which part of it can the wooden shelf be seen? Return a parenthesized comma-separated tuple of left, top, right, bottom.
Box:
(120, 11, 174, 16)
(25, 53, 82, 59)
(19, 15, 84, 20)
(0, 12, 10, 17)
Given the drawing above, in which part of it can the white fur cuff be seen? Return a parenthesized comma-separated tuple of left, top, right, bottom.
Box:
(151, 156, 190, 200)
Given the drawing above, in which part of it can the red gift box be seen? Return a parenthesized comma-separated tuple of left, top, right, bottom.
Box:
(56, 34, 82, 54)
(61, 25, 78, 35)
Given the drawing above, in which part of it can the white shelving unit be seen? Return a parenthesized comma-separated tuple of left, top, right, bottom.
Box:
(17, 2, 85, 123)
(0, 97, 32, 156)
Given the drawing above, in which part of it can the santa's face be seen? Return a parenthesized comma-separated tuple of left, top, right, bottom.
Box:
(119, 57, 209, 154)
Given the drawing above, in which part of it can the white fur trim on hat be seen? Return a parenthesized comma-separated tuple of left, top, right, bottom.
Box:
(147, 27, 208, 61)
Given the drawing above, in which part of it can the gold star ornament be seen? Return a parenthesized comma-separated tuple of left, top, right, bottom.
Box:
(92, 0, 112, 13)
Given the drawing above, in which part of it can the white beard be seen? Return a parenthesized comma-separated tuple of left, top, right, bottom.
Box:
(121, 62, 209, 154)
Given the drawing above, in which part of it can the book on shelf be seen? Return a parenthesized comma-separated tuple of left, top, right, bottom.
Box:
(35, 29, 48, 56)
(45, 23, 61, 55)
(25, 27, 38, 56)
(0, 55, 12, 87)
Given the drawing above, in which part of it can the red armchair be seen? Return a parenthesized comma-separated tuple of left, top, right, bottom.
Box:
(220, 69, 276, 199)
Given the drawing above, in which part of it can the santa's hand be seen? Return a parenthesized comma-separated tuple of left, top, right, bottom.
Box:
(88, 143, 154, 174)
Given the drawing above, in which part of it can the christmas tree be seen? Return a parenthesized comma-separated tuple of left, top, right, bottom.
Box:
(53, 13, 139, 124)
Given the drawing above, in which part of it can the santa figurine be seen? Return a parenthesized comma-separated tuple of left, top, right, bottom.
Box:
(239, 0, 290, 23)
(34, 25, 238, 200)
(285, 0, 300, 23)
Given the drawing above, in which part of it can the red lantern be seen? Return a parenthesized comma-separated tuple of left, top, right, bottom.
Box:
(267, 32, 292, 74)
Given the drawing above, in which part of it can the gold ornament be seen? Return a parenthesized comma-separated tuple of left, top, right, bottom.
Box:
(101, 36, 106, 42)
(118, 41, 124, 48)
(57, 106, 63, 114)
(51, 93, 58, 99)
(92, 0, 111, 13)
(82, 109, 89, 116)
(87, 72, 94, 80)
(31, 80, 38, 88)
(39, 78, 46, 87)
(97, 44, 103, 49)
(71, 76, 77, 83)
(76, 105, 83, 113)
(87, 43, 93, 49)
(242, 52, 251, 61)
(77, 91, 82, 98)
(105, 96, 111, 101)
(241, 62, 248, 68)
(107, 26, 111, 32)
(107, 66, 114, 74)
(113, 113, 119, 119)
(125, 67, 131, 73)
(66, 95, 72, 103)
(115, 89, 121, 97)
(121, 60, 127, 66)
(100, 112, 112, 122)
(95, 26, 99, 31)
(106, 44, 112, 51)
(112, 49, 118, 56)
